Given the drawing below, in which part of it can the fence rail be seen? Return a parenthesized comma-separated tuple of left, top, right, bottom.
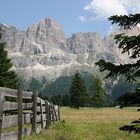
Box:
(0, 87, 60, 140)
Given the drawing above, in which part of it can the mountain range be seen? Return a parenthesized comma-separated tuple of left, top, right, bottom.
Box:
(0, 18, 139, 97)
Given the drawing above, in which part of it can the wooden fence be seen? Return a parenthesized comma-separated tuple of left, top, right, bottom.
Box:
(0, 87, 60, 140)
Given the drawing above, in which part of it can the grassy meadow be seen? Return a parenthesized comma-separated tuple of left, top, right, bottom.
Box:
(23, 107, 140, 140)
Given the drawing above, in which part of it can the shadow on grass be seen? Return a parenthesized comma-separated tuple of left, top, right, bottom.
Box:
(119, 118, 140, 134)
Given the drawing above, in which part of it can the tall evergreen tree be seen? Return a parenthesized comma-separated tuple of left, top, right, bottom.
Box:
(90, 77, 106, 108)
(0, 33, 19, 89)
(69, 72, 88, 109)
(96, 14, 140, 134)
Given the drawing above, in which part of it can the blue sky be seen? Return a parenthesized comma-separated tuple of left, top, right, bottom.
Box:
(0, 0, 139, 37)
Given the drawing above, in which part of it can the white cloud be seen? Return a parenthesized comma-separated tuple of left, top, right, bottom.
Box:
(84, 0, 140, 20)
(79, 16, 87, 22)
(121, 0, 140, 13)
(107, 26, 116, 35)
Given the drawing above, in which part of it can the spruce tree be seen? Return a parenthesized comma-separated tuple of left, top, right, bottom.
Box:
(69, 72, 88, 109)
(0, 33, 19, 89)
(96, 14, 140, 134)
(90, 77, 106, 108)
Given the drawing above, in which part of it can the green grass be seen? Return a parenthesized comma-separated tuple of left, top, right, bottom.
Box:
(2, 124, 31, 134)
(23, 107, 140, 140)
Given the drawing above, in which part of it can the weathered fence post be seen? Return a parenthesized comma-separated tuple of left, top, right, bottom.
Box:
(51, 103, 55, 123)
(32, 91, 38, 133)
(40, 100, 44, 129)
(18, 89, 23, 140)
(0, 90, 4, 140)
(52, 105, 58, 121)
(58, 106, 60, 121)
(45, 101, 51, 129)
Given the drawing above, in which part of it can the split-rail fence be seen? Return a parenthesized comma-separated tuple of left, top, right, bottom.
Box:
(0, 87, 60, 140)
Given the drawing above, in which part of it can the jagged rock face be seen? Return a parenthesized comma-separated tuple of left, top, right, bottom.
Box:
(67, 32, 103, 53)
(26, 18, 66, 43)
(23, 18, 67, 55)
(0, 24, 24, 52)
(0, 18, 139, 82)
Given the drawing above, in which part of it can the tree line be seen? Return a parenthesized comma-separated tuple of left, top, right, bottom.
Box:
(43, 72, 113, 108)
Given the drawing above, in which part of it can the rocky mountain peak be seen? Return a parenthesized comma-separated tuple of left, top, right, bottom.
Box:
(39, 18, 62, 29)
(24, 18, 67, 53)
(67, 32, 103, 54)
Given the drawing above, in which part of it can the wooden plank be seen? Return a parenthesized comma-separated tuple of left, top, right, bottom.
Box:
(37, 97, 40, 104)
(36, 125, 42, 134)
(58, 106, 60, 121)
(23, 114, 31, 124)
(18, 89, 23, 140)
(54, 105, 60, 121)
(4, 102, 18, 111)
(40, 100, 44, 129)
(2, 114, 31, 129)
(22, 91, 33, 99)
(32, 91, 38, 133)
(36, 106, 45, 113)
(43, 120, 46, 129)
(4, 102, 32, 111)
(54, 105, 58, 111)
(36, 114, 46, 123)
(37, 97, 45, 105)
(0, 87, 17, 98)
(52, 105, 58, 121)
(0, 87, 32, 99)
(45, 101, 51, 129)
(49, 105, 53, 122)
(2, 115, 18, 129)
(55, 106, 59, 121)
(22, 103, 32, 110)
(47, 102, 51, 105)
(51, 104, 55, 122)
(0, 92, 5, 140)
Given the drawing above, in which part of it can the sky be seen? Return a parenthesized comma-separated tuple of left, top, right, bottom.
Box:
(0, 0, 140, 37)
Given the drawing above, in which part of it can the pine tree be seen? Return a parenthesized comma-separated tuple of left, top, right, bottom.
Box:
(96, 14, 140, 84)
(69, 72, 88, 109)
(0, 33, 19, 89)
(90, 77, 106, 108)
(96, 14, 140, 134)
